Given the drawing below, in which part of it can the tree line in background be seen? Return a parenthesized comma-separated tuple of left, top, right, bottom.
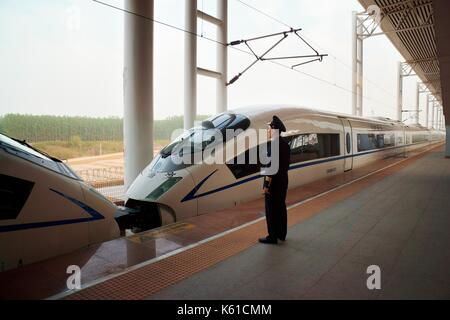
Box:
(0, 114, 210, 142)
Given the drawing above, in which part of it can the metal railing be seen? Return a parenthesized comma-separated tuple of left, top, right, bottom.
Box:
(75, 166, 126, 203)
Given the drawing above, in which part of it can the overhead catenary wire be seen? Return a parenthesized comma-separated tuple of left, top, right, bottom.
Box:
(91, 0, 395, 113)
(235, 0, 291, 29)
(227, 27, 328, 85)
(234, 0, 398, 100)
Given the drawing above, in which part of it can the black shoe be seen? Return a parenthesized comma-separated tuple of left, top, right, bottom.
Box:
(278, 237, 286, 242)
(259, 237, 278, 245)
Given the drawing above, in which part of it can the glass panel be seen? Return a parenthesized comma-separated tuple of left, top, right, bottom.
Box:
(286, 133, 340, 164)
(0, 133, 80, 180)
(357, 133, 399, 152)
(145, 177, 182, 201)
(226, 145, 261, 179)
(0, 174, 34, 220)
(0, 134, 51, 161)
(346, 133, 351, 153)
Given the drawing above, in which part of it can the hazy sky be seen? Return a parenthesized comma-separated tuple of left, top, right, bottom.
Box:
(0, 0, 424, 123)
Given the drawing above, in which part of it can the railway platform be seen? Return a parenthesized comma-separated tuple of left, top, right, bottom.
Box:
(1, 143, 448, 300)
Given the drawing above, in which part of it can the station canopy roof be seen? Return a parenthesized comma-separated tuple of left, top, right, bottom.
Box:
(358, 0, 446, 113)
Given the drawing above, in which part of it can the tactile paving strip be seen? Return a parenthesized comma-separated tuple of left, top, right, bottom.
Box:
(66, 144, 443, 300)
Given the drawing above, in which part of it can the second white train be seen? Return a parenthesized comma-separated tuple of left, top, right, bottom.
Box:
(125, 105, 445, 229)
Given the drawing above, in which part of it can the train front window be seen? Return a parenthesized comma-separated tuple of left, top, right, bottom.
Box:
(0, 134, 52, 161)
(210, 114, 233, 128)
(205, 113, 251, 132)
(151, 129, 218, 173)
(0, 133, 80, 180)
(155, 113, 251, 173)
(160, 129, 218, 158)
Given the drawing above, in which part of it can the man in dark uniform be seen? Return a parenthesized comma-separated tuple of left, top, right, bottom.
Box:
(259, 116, 290, 245)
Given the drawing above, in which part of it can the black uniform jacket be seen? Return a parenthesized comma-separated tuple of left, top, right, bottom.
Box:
(262, 137, 290, 192)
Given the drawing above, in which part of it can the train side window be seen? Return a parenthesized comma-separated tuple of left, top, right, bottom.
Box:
(358, 134, 380, 152)
(286, 133, 340, 164)
(384, 133, 396, 147)
(226, 146, 261, 179)
(318, 134, 340, 158)
(0, 174, 34, 220)
(412, 133, 427, 143)
(357, 133, 397, 151)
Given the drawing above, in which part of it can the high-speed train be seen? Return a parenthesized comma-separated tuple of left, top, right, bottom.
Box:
(0, 134, 121, 271)
(124, 105, 445, 230)
(0, 105, 445, 271)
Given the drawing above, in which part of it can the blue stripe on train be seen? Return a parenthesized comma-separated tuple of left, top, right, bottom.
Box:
(181, 142, 430, 202)
(0, 188, 104, 233)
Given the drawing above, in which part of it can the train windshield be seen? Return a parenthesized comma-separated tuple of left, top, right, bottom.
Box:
(160, 113, 250, 158)
(149, 129, 218, 173)
(0, 133, 81, 180)
(0, 134, 53, 161)
(147, 113, 250, 173)
(160, 129, 216, 158)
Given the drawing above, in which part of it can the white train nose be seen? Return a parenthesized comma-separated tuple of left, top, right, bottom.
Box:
(126, 168, 192, 201)
(124, 168, 197, 230)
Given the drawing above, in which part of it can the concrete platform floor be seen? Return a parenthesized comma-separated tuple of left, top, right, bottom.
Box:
(3, 144, 446, 300)
(148, 148, 450, 300)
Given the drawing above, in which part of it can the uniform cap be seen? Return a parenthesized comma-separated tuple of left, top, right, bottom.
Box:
(267, 115, 286, 132)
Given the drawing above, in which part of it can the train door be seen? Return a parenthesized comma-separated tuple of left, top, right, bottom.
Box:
(340, 118, 353, 171)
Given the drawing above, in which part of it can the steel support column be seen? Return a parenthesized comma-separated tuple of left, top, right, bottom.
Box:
(432, 102, 437, 129)
(446, 124, 450, 158)
(184, 0, 197, 130)
(425, 95, 430, 128)
(123, 0, 154, 189)
(216, 0, 228, 114)
(397, 62, 403, 121)
(352, 11, 363, 117)
(437, 109, 440, 130)
(185, 0, 228, 129)
(415, 82, 420, 125)
(352, 11, 357, 116)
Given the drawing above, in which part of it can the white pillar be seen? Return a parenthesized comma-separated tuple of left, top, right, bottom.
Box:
(443, 111, 446, 131)
(437, 109, 440, 130)
(425, 95, 430, 128)
(216, 0, 228, 114)
(446, 124, 450, 158)
(432, 103, 436, 129)
(184, 0, 197, 130)
(351, 12, 363, 117)
(357, 22, 363, 117)
(415, 82, 420, 125)
(436, 107, 441, 131)
(397, 62, 403, 121)
(123, 0, 154, 189)
(352, 11, 358, 116)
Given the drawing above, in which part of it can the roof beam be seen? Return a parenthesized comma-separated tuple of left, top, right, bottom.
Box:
(197, 67, 222, 79)
(405, 57, 438, 64)
(382, 2, 432, 17)
(197, 10, 222, 26)
(367, 23, 433, 37)
(378, 0, 431, 12)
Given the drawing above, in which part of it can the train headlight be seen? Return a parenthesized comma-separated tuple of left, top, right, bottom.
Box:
(145, 177, 182, 201)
